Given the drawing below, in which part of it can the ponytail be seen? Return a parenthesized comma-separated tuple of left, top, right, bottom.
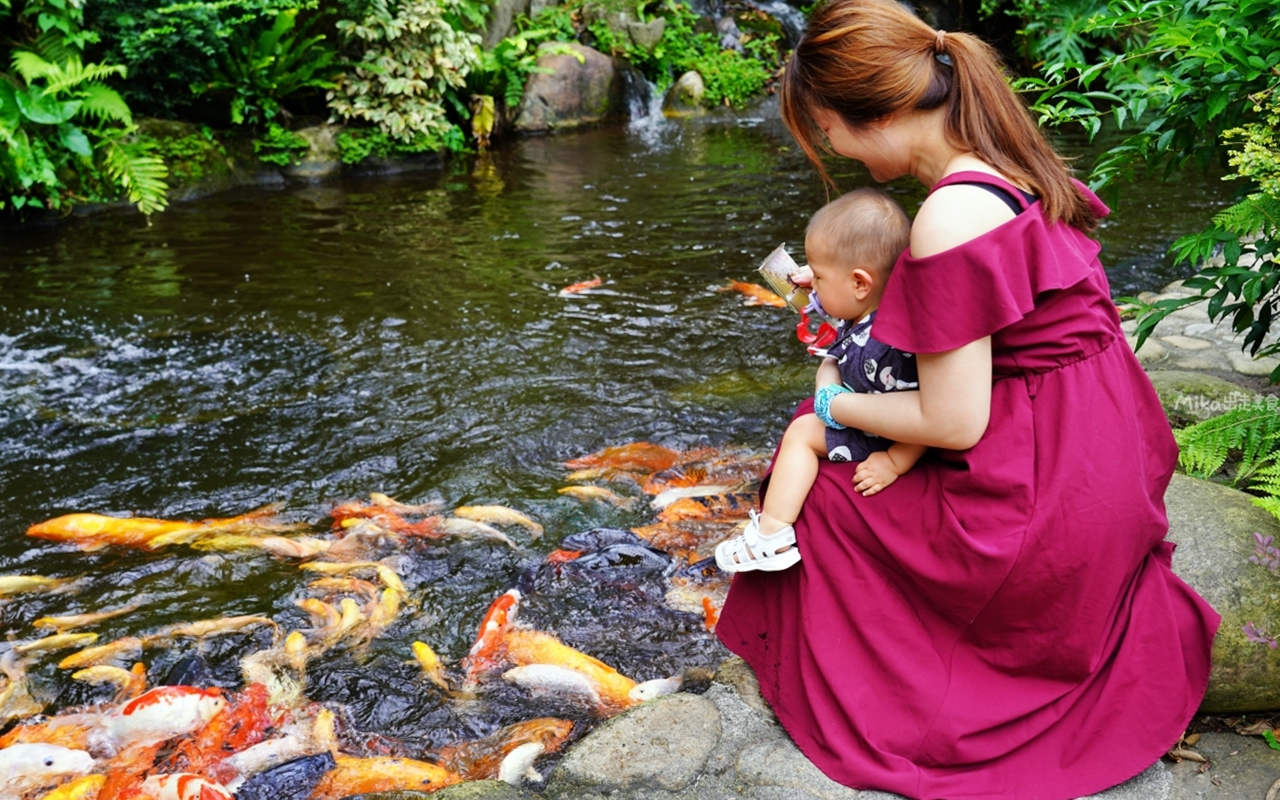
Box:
(781, 0, 1099, 231)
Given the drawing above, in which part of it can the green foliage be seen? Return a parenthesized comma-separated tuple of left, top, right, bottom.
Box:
(979, 0, 1118, 68)
(88, 0, 317, 118)
(253, 122, 309, 164)
(334, 125, 450, 163)
(196, 8, 339, 125)
(0, 18, 169, 216)
(469, 21, 581, 111)
(1019, 0, 1280, 382)
(1174, 397, 1280, 522)
(327, 0, 483, 147)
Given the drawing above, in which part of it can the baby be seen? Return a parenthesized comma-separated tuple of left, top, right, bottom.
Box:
(716, 188, 926, 573)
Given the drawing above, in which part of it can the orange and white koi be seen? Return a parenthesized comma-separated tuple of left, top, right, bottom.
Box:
(309, 755, 460, 799)
(436, 717, 572, 782)
(501, 629, 637, 711)
(140, 774, 234, 800)
(328, 503, 444, 538)
(717, 280, 786, 308)
(104, 686, 225, 747)
(462, 589, 521, 683)
(26, 506, 297, 551)
(453, 506, 544, 540)
(558, 277, 603, 296)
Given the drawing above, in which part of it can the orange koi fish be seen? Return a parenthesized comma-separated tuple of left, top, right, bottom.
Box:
(501, 629, 637, 712)
(140, 774, 234, 800)
(35, 774, 106, 800)
(702, 597, 720, 631)
(657, 492, 756, 522)
(641, 454, 768, 495)
(463, 589, 521, 683)
(26, 506, 296, 551)
(309, 755, 460, 799)
(163, 684, 271, 782)
(564, 442, 679, 474)
(328, 503, 445, 538)
(436, 717, 573, 780)
(718, 280, 786, 308)
(558, 277, 603, 296)
(104, 686, 225, 747)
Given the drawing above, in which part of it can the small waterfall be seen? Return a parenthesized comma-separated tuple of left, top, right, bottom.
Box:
(743, 0, 807, 48)
(621, 68, 656, 122)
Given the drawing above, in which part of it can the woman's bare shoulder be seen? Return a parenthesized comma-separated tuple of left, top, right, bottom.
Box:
(910, 181, 1019, 259)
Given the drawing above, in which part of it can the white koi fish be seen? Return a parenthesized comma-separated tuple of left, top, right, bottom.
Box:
(0, 743, 94, 795)
(103, 686, 225, 747)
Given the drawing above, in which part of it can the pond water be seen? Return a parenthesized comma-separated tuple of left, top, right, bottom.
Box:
(0, 104, 1235, 757)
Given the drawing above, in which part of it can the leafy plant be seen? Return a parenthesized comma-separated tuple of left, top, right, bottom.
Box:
(253, 122, 309, 164)
(327, 0, 483, 148)
(1174, 397, 1280, 522)
(334, 125, 451, 163)
(196, 7, 339, 125)
(470, 23, 581, 110)
(0, 45, 168, 215)
(1018, 0, 1280, 382)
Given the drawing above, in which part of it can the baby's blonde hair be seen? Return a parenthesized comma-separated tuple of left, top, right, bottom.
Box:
(805, 188, 911, 275)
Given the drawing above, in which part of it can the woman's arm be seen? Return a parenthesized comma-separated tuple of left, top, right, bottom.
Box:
(827, 338, 991, 450)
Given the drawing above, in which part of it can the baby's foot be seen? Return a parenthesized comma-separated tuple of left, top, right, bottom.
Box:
(714, 511, 802, 573)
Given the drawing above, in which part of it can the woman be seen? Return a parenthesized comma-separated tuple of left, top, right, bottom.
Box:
(715, 1, 1220, 798)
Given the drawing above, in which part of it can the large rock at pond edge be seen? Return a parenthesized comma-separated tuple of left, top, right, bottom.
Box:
(545, 693, 721, 795)
(1166, 473, 1280, 712)
(284, 125, 342, 180)
(513, 43, 643, 133)
(1147, 369, 1259, 427)
(663, 71, 706, 117)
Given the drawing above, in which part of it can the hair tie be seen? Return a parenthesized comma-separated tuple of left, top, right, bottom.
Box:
(934, 29, 946, 53)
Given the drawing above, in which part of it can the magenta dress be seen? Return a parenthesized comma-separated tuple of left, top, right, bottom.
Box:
(717, 172, 1220, 800)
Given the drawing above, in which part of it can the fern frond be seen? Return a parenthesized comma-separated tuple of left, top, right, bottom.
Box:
(1252, 496, 1280, 525)
(30, 31, 79, 64)
(1213, 195, 1280, 237)
(1251, 461, 1280, 499)
(79, 84, 132, 125)
(100, 137, 169, 216)
(1174, 401, 1280, 481)
(42, 58, 127, 95)
(11, 50, 56, 83)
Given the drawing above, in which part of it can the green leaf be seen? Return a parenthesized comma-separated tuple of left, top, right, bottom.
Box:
(78, 84, 131, 125)
(14, 86, 80, 124)
(56, 123, 90, 156)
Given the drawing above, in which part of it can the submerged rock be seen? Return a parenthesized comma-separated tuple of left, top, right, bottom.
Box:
(514, 43, 646, 133)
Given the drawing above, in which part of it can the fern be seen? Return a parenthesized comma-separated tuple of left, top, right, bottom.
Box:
(100, 135, 169, 217)
(1175, 399, 1280, 523)
(79, 84, 132, 125)
(1212, 195, 1280, 238)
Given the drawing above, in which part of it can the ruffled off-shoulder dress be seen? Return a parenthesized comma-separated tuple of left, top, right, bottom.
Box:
(717, 172, 1220, 800)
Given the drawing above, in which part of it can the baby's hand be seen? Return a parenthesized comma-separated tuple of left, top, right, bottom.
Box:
(790, 265, 814, 288)
(853, 452, 899, 496)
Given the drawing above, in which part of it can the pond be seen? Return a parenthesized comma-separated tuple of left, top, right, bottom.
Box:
(0, 103, 1236, 773)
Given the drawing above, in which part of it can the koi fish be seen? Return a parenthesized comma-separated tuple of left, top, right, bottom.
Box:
(26, 506, 297, 551)
(13, 633, 98, 655)
(368, 493, 442, 514)
(717, 280, 786, 308)
(701, 596, 720, 631)
(648, 484, 740, 509)
(502, 664, 602, 708)
(564, 442, 680, 473)
(299, 561, 406, 595)
(436, 518, 518, 548)
(58, 637, 145, 670)
(435, 718, 572, 782)
(328, 503, 444, 539)
(412, 642, 450, 692)
(0, 743, 94, 795)
(161, 615, 278, 641)
(104, 686, 225, 747)
(190, 535, 331, 559)
(501, 629, 637, 711)
(558, 277, 603, 296)
(462, 589, 521, 683)
(140, 774, 234, 800)
(34, 604, 140, 632)
(0, 653, 44, 724)
(309, 755, 460, 799)
(497, 741, 544, 786)
(658, 493, 756, 522)
(641, 453, 768, 495)
(35, 774, 105, 800)
(239, 633, 309, 709)
(629, 674, 684, 702)
(0, 712, 98, 750)
(71, 663, 148, 701)
(0, 575, 77, 597)
(453, 506, 544, 540)
(165, 684, 271, 781)
(557, 486, 638, 509)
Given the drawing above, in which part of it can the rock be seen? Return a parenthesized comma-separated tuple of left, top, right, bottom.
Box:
(1165, 473, 1280, 712)
(663, 71, 706, 117)
(735, 739, 859, 800)
(424, 781, 527, 799)
(702, 683, 784, 775)
(1146, 370, 1258, 426)
(135, 118, 240, 201)
(581, 0, 639, 38)
(514, 43, 645, 133)
(627, 18, 666, 54)
(483, 0, 531, 48)
(716, 15, 743, 51)
(713, 655, 777, 722)
(545, 693, 721, 794)
(283, 125, 342, 181)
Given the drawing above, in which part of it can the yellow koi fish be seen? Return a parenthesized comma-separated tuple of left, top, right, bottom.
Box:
(13, 633, 98, 655)
(310, 755, 460, 799)
(26, 505, 297, 551)
(34, 603, 139, 632)
(411, 642, 450, 692)
(34, 773, 104, 800)
(557, 486, 638, 509)
(0, 575, 77, 596)
(453, 506, 544, 539)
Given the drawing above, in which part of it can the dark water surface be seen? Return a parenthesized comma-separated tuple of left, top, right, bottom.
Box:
(0, 106, 1234, 749)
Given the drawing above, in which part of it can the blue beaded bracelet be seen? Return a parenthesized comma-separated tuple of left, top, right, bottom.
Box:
(814, 384, 851, 429)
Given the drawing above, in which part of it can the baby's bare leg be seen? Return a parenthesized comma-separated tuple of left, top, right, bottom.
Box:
(759, 413, 829, 536)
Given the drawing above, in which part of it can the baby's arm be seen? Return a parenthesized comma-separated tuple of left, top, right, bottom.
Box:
(815, 357, 841, 391)
(852, 442, 928, 497)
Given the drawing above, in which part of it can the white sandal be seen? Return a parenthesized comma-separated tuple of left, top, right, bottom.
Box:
(714, 511, 801, 573)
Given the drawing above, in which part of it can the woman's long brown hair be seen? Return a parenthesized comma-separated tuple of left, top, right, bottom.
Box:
(781, 0, 1099, 231)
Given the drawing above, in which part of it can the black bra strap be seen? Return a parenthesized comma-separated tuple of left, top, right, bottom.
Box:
(952, 181, 1037, 215)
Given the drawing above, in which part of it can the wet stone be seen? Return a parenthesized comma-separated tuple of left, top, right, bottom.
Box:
(734, 739, 860, 800)
(749, 787, 858, 800)
(712, 655, 776, 722)
(546, 693, 721, 795)
(1128, 335, 1168, 366)
(424, 781, 527, 799)
(702, 683, 785, 774)
(1159, 335, 1213, 351)
(1225, 349, 1280, 377)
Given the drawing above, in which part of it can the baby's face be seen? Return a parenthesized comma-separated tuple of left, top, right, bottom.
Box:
(805, 237, 881, 322)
